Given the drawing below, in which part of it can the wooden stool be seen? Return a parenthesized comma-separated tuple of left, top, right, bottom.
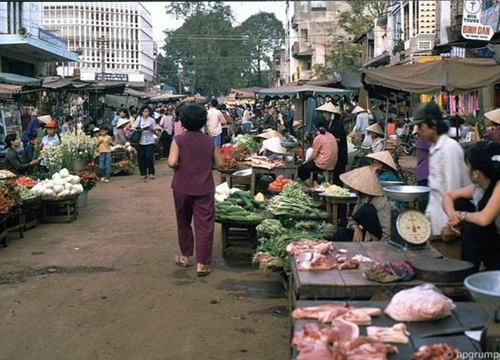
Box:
(309, 170, 333, 185)
(218, 220, 258, 256)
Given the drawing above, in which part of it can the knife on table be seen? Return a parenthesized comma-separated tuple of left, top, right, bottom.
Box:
(419, 325, 484, 338)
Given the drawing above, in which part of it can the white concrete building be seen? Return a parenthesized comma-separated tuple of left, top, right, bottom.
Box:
(42, 2, 156, 86)
(0, 2, 78, 77)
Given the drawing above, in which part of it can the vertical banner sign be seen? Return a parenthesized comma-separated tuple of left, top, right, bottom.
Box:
(461, 0, 494, 40)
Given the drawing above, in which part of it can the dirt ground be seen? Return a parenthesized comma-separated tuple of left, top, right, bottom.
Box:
(0, 161, 290, 360)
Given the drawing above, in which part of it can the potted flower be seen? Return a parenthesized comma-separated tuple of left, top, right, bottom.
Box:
(76, 171, 99, 208)
(60, 133, 98, 171)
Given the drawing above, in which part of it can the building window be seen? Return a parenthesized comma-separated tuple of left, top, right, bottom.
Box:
(301, 29, 308, 42)
(275, 57, 281, 65)
(311, 1, 327, 10)
(275, 71, 281, 78)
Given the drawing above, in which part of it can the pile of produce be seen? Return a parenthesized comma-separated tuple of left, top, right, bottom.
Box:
(268, 196, 326, 219)
(215, 190, 265, 224)
(214, 182, 243, 203)
(31, 168, 84, 200)
(281, 181, 318, 206)
(233, 134, 259, 157)
(111, 159, 135, 175)
(323, 183, 351, 197)
(16, 186, 40, 204)
(0, 170, 16, 179)
(0, 180, 20, 213)
(219, 156, 239, 173)
(16, 176, 37, 189)
(268, 175, 291, 192)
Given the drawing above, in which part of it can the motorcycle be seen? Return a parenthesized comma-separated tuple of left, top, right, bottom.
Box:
(398, 121, 417, 156)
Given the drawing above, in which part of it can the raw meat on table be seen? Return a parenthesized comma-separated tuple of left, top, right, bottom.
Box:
(287, 240, 335, 255)
(366, 323, 410, 344)
(338, 260, 360, 270)
(292, 304, 350, 323)
(411, 343, 460, 360)
(343, 336, 399, 360)
(295, 252, 337, 271)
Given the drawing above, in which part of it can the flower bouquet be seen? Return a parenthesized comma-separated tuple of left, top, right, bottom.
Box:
(79, 171, 100, 191)
(40, 145, 65, 177)
(60, 133, 98, 169)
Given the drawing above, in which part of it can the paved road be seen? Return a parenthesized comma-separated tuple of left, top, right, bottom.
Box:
(0, 162, 289, 360)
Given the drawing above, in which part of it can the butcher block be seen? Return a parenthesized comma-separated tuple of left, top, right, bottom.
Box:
(291, 300, 488, 359)
(289, 242, 469, 306)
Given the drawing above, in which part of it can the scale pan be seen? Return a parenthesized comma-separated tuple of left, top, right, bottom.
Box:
(383, 185, 431, 202)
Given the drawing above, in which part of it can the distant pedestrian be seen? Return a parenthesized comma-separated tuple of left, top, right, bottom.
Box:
(133, 105, 156, 179)
(97, 125, 113, 182)
(206, 99, 226, 148)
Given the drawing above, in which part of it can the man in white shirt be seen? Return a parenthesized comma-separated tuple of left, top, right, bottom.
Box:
(408, 102, 470, 238)
(206, 99, 226, 148)
(352, 105, 374, 139)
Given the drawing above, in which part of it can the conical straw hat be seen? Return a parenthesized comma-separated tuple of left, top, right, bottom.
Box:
(116, 118, 129, 128)
(257, 130, 281, 139)
(485, 108, 500, 125)
(38, 115, 52, 125)
(262, 137, 286, 154)
(366, 151, 397, 171)
(316, 102, 341, 114)
(352, 105, 366, 114)
(339, 166, 383, 197)
(366, 123, 384, 136)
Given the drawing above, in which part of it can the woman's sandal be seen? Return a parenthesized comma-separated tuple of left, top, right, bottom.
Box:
(197, 264, 210, 277)
(175, 255, 191, 268)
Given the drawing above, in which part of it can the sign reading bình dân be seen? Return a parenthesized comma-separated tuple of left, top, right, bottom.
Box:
(461, 0, 494, 41)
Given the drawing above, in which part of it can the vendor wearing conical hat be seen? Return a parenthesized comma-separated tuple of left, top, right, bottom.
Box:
(316, 102, 347, 186)
(483, 108, 500, 144)
(351, 105, 373, 139)
(362, 122, 385, 153)
(331, 166, 391, 242)
(366, 150, 400, 182)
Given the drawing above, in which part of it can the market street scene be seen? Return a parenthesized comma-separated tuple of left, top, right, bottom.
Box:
(1, 1, 500, 359)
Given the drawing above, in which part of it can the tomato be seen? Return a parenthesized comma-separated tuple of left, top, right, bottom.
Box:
(276, 175, 284, 181)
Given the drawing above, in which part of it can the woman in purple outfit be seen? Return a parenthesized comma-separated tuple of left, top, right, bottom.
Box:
(167, 103, 224, 277)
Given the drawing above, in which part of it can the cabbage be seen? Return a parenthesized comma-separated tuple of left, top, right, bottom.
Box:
(73, 184, 84, 193)
(69, 175, 81, 184)
(64, 182, 72, 190)
(59, 168, 70, 178)
(43, 189, 56, 197)
(52, 173, 61, 181)
(53, 184, 64, 194)
(58, 189, 70, 197)
(53, 178, 66, 186)
(44, 180, 54, 189)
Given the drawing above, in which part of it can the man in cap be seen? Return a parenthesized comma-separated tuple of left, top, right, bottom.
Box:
(409, 102, 470, 239)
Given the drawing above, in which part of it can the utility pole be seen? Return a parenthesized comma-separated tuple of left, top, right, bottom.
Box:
(97, 35, 108, 83)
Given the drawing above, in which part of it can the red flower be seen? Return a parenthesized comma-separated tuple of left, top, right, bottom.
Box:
(79, 171, 100, 191)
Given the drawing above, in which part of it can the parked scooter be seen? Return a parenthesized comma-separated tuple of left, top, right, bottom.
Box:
(399, 119, 418, 155)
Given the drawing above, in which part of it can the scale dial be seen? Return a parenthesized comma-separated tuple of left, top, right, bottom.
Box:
(396, 210, 431, 245)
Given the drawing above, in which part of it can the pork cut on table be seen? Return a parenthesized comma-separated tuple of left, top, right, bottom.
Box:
(287, 240, 335, 255)
(366, 323, 410, 344)
(343, 336, 398, 360)
(292, 304, 350, 323)
(338, 260, 360, 270)
(295, 252, 337, 271)
(292, 322, 341, 350)
(342, 308, 381, 325)
(332, 318, 360, 343)
(411, 343, 460, 360)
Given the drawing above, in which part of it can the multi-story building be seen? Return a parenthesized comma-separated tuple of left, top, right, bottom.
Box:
(271, 49, 287, 87)
(284, 0, 350, 83)
(0, 1, 78, 77)
(42, 2, 156, 88)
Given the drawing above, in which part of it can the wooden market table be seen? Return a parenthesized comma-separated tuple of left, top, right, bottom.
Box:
(216, 219, 261, 256)
(320, 193, 358, 225)
(289, 242, 469, 306)
(250, 165, 298, 195)
(291, 300, 487, 359)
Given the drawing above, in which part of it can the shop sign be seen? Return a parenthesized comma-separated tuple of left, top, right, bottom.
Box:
(94, 73, 129, 82)
(38, 28, 68, 50)
(461, 0, 494, 41)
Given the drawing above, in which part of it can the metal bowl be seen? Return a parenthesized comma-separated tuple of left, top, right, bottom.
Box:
(281, 142, 299, 149)
(380, 180, 405, 187)
(464, 271, 500, 311)
(383, 185, 431, 202)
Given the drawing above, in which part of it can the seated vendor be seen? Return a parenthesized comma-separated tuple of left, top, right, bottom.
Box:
(3, 133, 40, 175)
(332, 166, 391, 242)
(259, 136, 286, 158)
(482, 108, 500, 144)
(366, 150, 400, 182)
(442, 141, 500, 272)
(298, 120, 338, 187)
(362, 123, 385, 153)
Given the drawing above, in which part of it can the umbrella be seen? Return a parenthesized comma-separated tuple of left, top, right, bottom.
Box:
(362, 58, 500, 94)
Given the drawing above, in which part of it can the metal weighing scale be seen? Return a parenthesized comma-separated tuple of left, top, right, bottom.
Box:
(382, 184, 432, 250)
(281, 141, 299, 167)
(465, 271, 500, 352)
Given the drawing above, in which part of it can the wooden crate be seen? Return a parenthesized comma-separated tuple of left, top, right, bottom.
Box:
(40, 199, 78, 223)
(22, 202, 41, 230)
(6, 207, 25, 239)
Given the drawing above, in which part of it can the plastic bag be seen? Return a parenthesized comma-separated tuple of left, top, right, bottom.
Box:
(384, 284, 456, 322)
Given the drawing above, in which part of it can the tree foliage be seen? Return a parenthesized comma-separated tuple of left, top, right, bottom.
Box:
(236, 12, 285, 87)
(313, 0, 386, 78)
(160, 2, 284, 95)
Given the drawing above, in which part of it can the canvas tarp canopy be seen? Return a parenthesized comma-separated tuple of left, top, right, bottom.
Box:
(0, 72, 42, 86)
(0, 83, 22, 97)
(362, 58, 500, 94)
(256, 84, 352, 99)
